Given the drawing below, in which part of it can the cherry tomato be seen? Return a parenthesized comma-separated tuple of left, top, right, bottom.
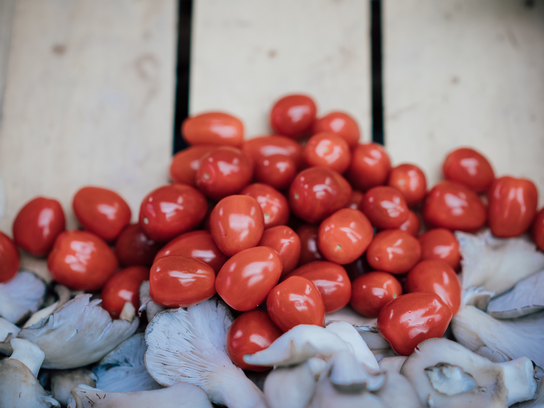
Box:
(242, 135, 304, 170)
(303, 132, 351, 174)
(47, 230, 118, 291)
(418, 228, 461, 271)
(360, 186, 409, 229)
(296, 224, 324, 265)
(101, 266, 149, 319)
(182, 112, 244, 147)
(73, 187, 131, 242)
(114, 224, 163, 267)
(312, 112, 360, 149)
(241, 184, 289, 228)
(397, 210, 420, 236)
(405, 260, 461, 315)
(216, 246, 283, 311)
(196, 147, 253, 201)
(422, 181, 486, 232)
(12, 197, 65, 256)
(377, 292, 453, 356)
(254, 155, 297, 191)
(267, 276, 325, 332)
(270, 94, 317, 139)
(210, 195, 265, 257)
(139, 183, 207, 242)
(150, 256, 216, 307)
(0, 231, 20, 283)
(169, 145, 218, 186)
(345, 190, 364, 210)
(443, 147, 495, 193)
(366, 230, 421, 274)
(350, 272, 402, 317)
(226, 309, 283, 371)
(532, 208, 544, 252)
(317, 208, 373, 265)
(487, 176, 538, 238)
(259, 226, 301, 276)
(387, 164, 427, 206)
(347, 143, 391, 192)
(286, 261, 351, 313)
(153, 230, 227, 274)
(289, 167, 351, 224)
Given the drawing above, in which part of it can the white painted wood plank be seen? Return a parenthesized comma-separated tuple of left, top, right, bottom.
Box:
(384, 0, 544, 204)
(0, 0, 16, 124)
(190, 0, 371, 141)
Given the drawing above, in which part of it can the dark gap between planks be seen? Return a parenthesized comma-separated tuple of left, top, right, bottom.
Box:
(370, 0, 384, 145)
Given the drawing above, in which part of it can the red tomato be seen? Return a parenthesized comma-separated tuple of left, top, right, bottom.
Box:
(387, 164, 427, 206)
(312, 112, 360, 149)
(347, 143, 391, 192)
(150, 256, 216, 307)
(405, 260, 461, 315)
(242, 135, 304, 170)
(422, 181, 486, 232)
(344, 257, 368, 281)
(366, 230, 421, 274)
(289, 167, 351, 224)
(139, 183, 207, 242)
(443, 147, 495, 193)
(488, 176, 538, 238)
(182, 112, 244, 147)
(286, 261, 351, 313)
(73, 187, 131, 242)
(350, 272, 402, 317)
(241, 184, 289, 228)
(259, 225, 301, 276)
(114, 224, 163, 267)
(532, 208, 544, 252)
(169, 145, 218, 186)
(12, 197, 65, 256)
(303, 132, 351, 174)
(270, 94, 317, 139)
(418, 228, 461, 271)
(0, 231, 20, 283)
(296, 224, 324, 265)
(397, 210, 420, 236)
(226, 309, 283, 371)
(153, 230, 227, 274)
(101, 266, 149, 319)
(210, 195, 265, 257)
(254, 155, 297, 191)
(377, 292, 453, 356)
(317, 209, 373, 265)
(360, 186, 409, 229)
(196, 147, 253, 201)
(47, 231, 118, 291)
(345, 190, 364, 210)
(216, 246, 283, 311)
(267, 276, 325, 332)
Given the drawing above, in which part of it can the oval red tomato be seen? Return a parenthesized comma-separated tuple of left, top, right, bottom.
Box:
(242, 135, 304, 170)
(347, 143, 391, 192)
(418, 228, 461, 271)
(312, 112, 360, 149)
(350, 272, 402, 317)
(169, 145, 218, 186)
(270, 94, 317, 139)
(0, 231, 20, 283)
(397, 210, 420, 236)
(345, 190, 364, 210)
(241, 183, 289, 228)
(303, 132, 351, 174)
(258, 225, 301, 276)
(443, 147, 495, 193)
(254, 155, 297, 191)
(387, 164, 427, 206)
(114, 224, 163, 267)
(532, 208, 544, 252)
(360, 186, 409, 229)
(366, 230, 421, 274)
(296, 224, 324, 265)
(182, 112, 244, 147)
(101, 266, 149, 319)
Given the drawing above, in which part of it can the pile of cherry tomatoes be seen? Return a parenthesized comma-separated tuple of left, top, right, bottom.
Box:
(1, 93, 544, 367)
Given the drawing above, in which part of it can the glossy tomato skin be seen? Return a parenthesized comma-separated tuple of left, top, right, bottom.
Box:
(101, 266, 149, 319)
(226, 309, 283, 371)
(182, 112, 244, 147)
(270, 95, 317, 139)
(487, 176, 538, 238)
(12, 197, 65, 256)
(196, 147, 253, 201)
(216, 246, 283, 311)
(47, 230, 119, 291)
(150, 256, 216, 307)
(115, 224, 162, 267)
(418, 228, 461, 271)
(422, 181, 486, 232)
(254, 155, 297, 191)
(303, 132, 351, 174)
(405, 260, 461, 315)
(312, 112, 360, 149)
(241, 184, 289, 228)
(443, 147, 495, 193)
(532, 208, 544, 252)
(360, 186, 409, 229)
(296, 224, 324, 265)
(347, 143, 391, 192)
(139, 183, 207, 242)
(378, 292, 453, 356)
(73, 187, 131, 242)
(210, 195, 265, 257)
(170, 145, 218, 186)
(345, 190, 364, 210)
(397, 210, 421, 236)
(0, 231, 20, 283)
(387, 164, 427, 207)
(317, 209, 373, 265)
(350, 272, 402, 317)
(286, 261, 351, 313)
(366, 230, 421, 274)
(267, 276, 325, 332)
(242, 135, 304, 170)
(259, 226, 301, 276)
